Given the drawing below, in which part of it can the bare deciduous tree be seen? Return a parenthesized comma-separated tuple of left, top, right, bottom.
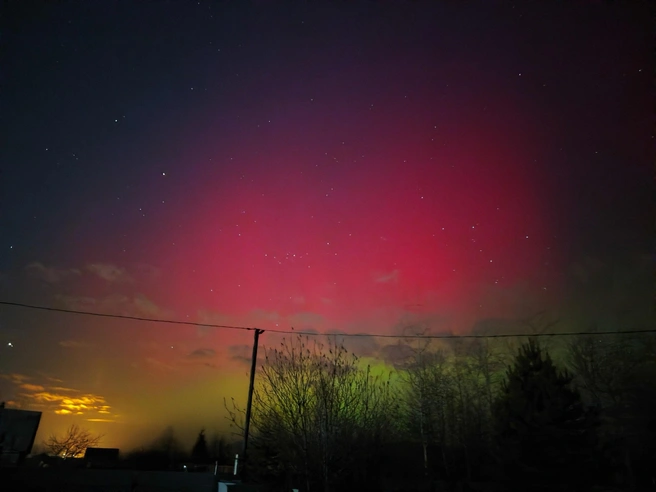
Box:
(44, 424, 103, 459)
(399, 338, 457, 477)
(227, 335, 396, 492)
(567, 331, 646, 407)
(400, 337, 507, 480)
(567, 331, 656, 487)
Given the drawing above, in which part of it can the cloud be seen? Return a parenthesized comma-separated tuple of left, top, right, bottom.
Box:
(341, 334, 380, 358)
(25, 262, 80, 283)
(87, 418, 117, 423)
(248, 309, 282, 325)
(133, 294, 172, 318)
(0, 373, 31, 384)
(287, 311, 325, 330)
(379, 343, 416, 367)
(197, 310, 234, 325)
(228, 344, 256, 366)
(20, 383, 45, 392)
(187, 348, 216, 359)
(26, 260, 161, 286)
(56, 293, 170, 319)
(3, 373, 115, 418)
(59, 340, 96, 349)
(56, 294, 128, 313)
(87, 263, 133, 282)
(293, 327, 319, 334)
(26, 391, 111, 416)
(375, 269, 399, 283)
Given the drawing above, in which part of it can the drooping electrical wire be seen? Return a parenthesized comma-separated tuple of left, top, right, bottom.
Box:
(1, 300, 654, 339)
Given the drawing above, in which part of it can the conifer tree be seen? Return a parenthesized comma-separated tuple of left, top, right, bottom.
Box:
(191, 429, 210, 464)
(495, 339, 599, 491)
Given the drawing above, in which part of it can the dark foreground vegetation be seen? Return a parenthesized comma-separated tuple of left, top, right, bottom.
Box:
(4, 429, 240, 492)
(227, 330, 656, 492)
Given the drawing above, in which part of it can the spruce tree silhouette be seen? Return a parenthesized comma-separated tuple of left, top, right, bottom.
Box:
(191, 429, 210, 464)
(495, 339, 599, 491)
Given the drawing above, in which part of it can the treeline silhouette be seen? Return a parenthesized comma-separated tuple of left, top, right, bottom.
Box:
(123, 427, 237, 472)
(27, 426, 238, 475)
(227, 331, 656, 492)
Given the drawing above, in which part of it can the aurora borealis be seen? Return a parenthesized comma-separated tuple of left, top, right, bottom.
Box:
(0, 2, 652, 451)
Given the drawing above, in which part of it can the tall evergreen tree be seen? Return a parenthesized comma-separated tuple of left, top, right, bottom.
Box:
(191, 429, 210, 464)
(495, 339, 599, 491)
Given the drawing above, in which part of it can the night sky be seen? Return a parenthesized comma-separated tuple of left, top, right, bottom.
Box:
(0, 1, 652, 450)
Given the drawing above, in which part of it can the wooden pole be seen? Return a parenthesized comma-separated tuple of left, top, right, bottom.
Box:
(242, 328, 264, 465)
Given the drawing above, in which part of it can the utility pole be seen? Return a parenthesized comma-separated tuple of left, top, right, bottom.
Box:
(242, 328, 264, 465)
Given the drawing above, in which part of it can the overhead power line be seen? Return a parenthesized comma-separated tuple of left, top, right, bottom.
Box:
(1, 300, 654, 340)
(0, 300, 257, 331)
